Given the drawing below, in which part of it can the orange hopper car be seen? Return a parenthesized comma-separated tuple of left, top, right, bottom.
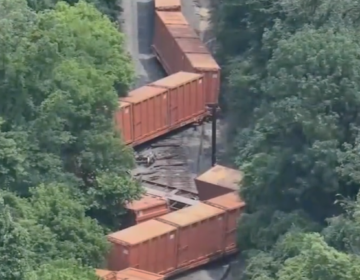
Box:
(153, 11, 208, 75)
(149, 72, 206, 128)
(152, 11, 220, 104)
(115, 72, 206, 146)
(195, 164, 243, 200)
(107, 219, 178, 274)
(204, 192, 246, 254)
(106, 193, 245, 278)
(124, 194, 170, 227)
(155, 202, 225, 275)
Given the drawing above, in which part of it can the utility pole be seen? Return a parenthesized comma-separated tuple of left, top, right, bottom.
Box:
(206, 103, 219, 167)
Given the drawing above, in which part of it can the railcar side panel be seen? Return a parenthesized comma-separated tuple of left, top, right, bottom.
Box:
(153, 11, 189, 74)
(115, 101, 133, 145)
(125, 86, 169, 145)
(182, 53, 221, 104)
(149, 72, 206, 129)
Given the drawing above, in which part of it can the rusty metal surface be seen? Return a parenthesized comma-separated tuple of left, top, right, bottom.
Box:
(125, 194, 170, 224)
(156, 203, 226, 273)
(115, 101, 133, 145)
(116, 268, 164, 280)
(155, 0, 181, 11)
(167, 25, 198, 38)
(107, 220, 177, 272)
(205, 193, 245, 253)
(149, 72, 207, 129)
(195, 165, 243, 200)
(153, 12, 189, 75)
(175, 37, 210, 54)
(126, 194, 168, 211)
(182, 53, 220, 104)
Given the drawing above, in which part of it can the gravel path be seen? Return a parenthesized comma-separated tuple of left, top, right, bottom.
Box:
(120, 0, 165, 89)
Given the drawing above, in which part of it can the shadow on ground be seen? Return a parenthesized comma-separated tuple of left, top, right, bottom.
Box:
(136, 0, 166, 85)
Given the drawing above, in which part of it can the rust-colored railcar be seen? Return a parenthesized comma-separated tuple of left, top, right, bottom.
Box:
(117, 268, 165, 280)
(156, 202, 225, 276)
(107, 219, 178, 274)
(153, 11, 189, 74)
(125, 194, 169, 225)
(195, 165, 243, 200)
(182, 53, 220, 105)
(154, 0, 181, 11)
(106, 201, 238, 278)
(153, 11, 209, 75)
(152, 11, 220, 104)
(204, 192, 245, 254)
(96, 268, 164, 280)
(115, 72, 205, 147)
(105, 172, 245, 278)
(115, 86, 168, 146)
(149, 72, 206, 128)
(115, 101, 133, 145)
(126, 86, 168, 145)
(167, 24, 198, 39)
(175, 37, 209, 54)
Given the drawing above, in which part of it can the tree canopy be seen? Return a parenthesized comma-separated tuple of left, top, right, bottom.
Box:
(213, 0, 360, 278)
(0, 0, 141, 278)
(27, 0, 121, 21)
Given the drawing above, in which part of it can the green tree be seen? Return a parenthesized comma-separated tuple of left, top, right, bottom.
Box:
(0, 193, 33, 280)
(27, 0, 121, 22)
(236, 26, 360, 249)
(26, 259, 99, 280)
(27, 184, 109, 267)
(213, 0, 360, 278)
(0, 0, 141, 229)
(0, 0, 140, 277)
(213, 0, 360, 113)
(1, 185, 109, 269)
(213, 0, 360, 65)
(0, 186, 109, 278)
(242, 231, 360, 280)
(0, 189, 58, 266)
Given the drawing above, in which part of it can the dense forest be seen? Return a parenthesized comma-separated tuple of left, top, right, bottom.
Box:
(0, 0, 143, 279)
(213, 0, 360, 279)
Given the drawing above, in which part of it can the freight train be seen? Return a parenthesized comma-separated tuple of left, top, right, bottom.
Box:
(95, 1, 244, 279)
(115, 0, 220, 147)
(102, 165, 244, 279)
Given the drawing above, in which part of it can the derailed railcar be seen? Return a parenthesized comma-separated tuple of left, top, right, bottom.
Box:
(106, 194, 244, 278)
(115, 72, 206, 146)
(152, 11, 221, 105)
